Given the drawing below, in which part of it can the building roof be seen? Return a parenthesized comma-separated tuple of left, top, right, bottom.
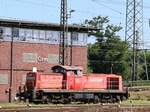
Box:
(0, 18, 98, 33)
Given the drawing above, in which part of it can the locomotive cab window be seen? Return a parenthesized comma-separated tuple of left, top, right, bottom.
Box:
(52, 66, 66, 74)
(74, 70, 83, 76)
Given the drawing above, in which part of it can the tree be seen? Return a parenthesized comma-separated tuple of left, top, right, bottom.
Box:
(139, 51, 150, 80)
(85, 16, 130, 80)
(145, 52, 150, 80)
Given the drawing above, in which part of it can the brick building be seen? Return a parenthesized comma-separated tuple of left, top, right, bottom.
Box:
(0, 19, 95, 102)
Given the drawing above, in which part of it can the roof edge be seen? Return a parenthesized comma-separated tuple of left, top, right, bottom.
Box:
(0, 18, 98, 32)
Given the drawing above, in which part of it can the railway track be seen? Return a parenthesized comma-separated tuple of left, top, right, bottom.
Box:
(128, 86, 150, 91)
(0, 103, 150, 109)
(0, 103, 117, 109)
(1, 103, 150, 112)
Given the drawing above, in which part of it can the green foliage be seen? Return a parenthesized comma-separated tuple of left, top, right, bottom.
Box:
(125, 80, 150, 87)
(140, 52, 150, 80)
(85, 16, 130, 80)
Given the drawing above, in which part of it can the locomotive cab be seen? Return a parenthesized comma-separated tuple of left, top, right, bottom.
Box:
(52, 65, 84, 90)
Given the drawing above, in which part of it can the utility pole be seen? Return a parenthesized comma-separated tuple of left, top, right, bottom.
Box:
(59, 0, 68, 65)
(9, 27, 14, 103)
(125, 0, 149, 81)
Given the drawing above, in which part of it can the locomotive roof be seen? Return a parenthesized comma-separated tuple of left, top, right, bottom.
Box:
(52, 65, 83, 71)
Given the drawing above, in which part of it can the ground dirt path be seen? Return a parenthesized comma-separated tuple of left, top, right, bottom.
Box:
(0, 105, 150, 112)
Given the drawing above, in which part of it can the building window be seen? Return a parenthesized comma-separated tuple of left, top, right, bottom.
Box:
(4, 27, 12, 40)
(19, 28, 26, 41)
(71, 32, 78, 42)
(53, 31, 59, 44)
(0, 26, 87, 46)
(47, 31, 59, 44)
(39, 30, 46, 41)
(26, 29, 33, 40)
(12, 28, 19, 38)
(46, 31, 53, 41)
(78, 33, 88, 46)
(33, 30, 40, 41)
(0, 27, 4, 39)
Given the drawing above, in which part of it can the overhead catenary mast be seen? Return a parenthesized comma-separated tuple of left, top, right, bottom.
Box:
(59, 0, 69, 65)
(125, 0, 149, 81)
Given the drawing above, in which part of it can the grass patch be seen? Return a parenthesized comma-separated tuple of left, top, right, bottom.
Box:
(129, 91, 150, 100)
(0, 103, 65, 109)
(121, 90, 150, 106)
(121, 100, 150, 105)
(0, 103, 26, 108)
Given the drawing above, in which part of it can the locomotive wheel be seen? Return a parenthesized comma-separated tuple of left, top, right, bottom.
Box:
(63, 99, 71, 104)
(109, 94, 114, 103)
(83, 99, 90, 104)
(120, 95, 127, 101)
(112, 96, 117, 103)
(101, 94, 111, 103)
(116, 96, 121, 103)
(65, 97, 72, 104)
(93, 95, 99, 104)
(59, 94, 71, 104)
(42, 96, 49, 104)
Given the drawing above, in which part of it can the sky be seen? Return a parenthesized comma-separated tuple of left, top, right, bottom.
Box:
(0, 0, 150, 47)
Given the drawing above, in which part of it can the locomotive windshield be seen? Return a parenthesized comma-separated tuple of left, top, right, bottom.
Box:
(52, 66, 66, 74)
(51, 65, 83, 76)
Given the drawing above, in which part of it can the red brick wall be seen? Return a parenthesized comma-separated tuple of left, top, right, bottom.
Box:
(72, 46, 87, 72)
(0, 41, 87, 102)
(0, 42, 11, 69)
(0, 70, 10, 102)
(12, 42, 59, 72)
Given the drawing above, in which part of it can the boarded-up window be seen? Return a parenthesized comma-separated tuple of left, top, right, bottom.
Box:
(22, 75, 26, 85)
(23, 53, 37, 63)
(48, 54, 59, 64)
(0, 74, 8, 84)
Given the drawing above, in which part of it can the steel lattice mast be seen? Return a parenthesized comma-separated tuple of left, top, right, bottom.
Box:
(125, 0, 149, 81)
(59, 0, 68, 65)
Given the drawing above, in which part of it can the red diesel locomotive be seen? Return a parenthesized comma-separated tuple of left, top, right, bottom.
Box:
(18, 65, 128, 103)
